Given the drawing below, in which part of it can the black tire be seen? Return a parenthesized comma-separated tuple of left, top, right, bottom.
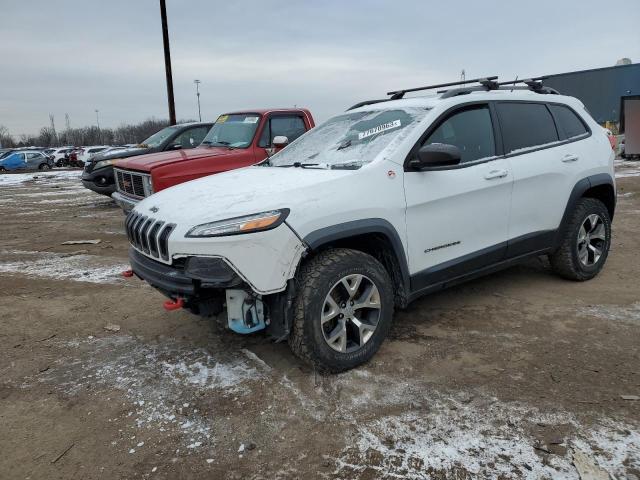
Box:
(550, 198, 611, 281)
(289, 248, 394, 372)
(38, 163, 51, 170)
(0, 166, 5, 172)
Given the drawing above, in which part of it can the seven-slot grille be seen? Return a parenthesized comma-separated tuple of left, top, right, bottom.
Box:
(115, 168, 150, 198)
(125, 212, 175, 261)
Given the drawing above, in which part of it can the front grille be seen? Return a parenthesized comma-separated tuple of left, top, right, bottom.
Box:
(125, 211, 175, 261)
(115, 168, 150, 198)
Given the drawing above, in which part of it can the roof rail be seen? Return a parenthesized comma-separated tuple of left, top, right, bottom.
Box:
(387, 76, 498, 99)
(346, 99, 390, 111)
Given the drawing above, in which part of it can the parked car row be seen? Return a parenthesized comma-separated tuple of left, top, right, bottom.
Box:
(0, 150, 54, 171)
(0, 144, 136, 171)
(108, 79, 617, 373)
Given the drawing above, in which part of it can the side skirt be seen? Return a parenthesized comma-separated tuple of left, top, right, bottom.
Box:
(407, 230, 556, 304)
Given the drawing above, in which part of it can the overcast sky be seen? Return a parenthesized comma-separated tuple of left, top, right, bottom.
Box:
(1, 0, 639, 137)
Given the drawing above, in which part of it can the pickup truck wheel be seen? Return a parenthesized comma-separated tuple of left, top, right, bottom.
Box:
(550, 198, 611, 281)
(289, 248, 394, 372)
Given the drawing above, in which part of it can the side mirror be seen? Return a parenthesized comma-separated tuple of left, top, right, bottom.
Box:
(273, 136, 289, 148)
(409, 143, 461, 170)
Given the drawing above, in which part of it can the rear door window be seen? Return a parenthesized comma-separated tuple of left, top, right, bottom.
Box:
(422, 105, 495, 163)
(548, 104, 589, 140)
(496, 103, 559, 154)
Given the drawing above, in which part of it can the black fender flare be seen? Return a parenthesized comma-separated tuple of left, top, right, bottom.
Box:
(302, 218, 411, 298)
(554, 173, 616, 248)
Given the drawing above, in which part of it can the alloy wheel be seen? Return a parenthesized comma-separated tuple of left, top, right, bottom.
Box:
(577, 213, 605, 267)
(321, 274, 381, 353)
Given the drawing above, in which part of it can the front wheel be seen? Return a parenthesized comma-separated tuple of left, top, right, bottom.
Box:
(550, 198, 611, 281)
(0, 166, 6, 172)
(289, 248, 394, 372)
(38, 163, 51, 170)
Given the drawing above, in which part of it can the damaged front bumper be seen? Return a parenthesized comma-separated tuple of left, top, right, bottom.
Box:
(128, 247, 242, 297)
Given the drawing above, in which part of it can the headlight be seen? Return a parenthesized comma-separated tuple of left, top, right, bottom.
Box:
(142, 175, 153, 195)
(94, 159, 117, 169)
(186, 209, 289, 237)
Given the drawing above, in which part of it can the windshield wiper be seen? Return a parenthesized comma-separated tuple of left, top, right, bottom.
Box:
(205, 140, 237, 149)
(336, 140, 352, 151)
(276, 162, 327, 169)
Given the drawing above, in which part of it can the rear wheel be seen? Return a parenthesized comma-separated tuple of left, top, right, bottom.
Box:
(550, 198, 611, 281)
(289, 248, 394, 372)
(0, 166, 6, 172)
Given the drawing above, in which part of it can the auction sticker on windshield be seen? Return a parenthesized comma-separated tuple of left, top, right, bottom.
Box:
(243, 116, 259, 123)
(358, 120, 401, 140)
(217, 115, 229, 124)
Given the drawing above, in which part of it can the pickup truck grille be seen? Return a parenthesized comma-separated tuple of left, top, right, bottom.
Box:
(125, 211, 175, 261)
(115, 168, 150, 198)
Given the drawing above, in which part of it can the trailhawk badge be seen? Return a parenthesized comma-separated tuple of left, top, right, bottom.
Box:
(149, 206, 159, 213)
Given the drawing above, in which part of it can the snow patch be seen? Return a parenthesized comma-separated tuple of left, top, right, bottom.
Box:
(33, 335, 263, 451)
(615, 160, 640, 178)
(0, 250, 127, 284)
(335, 394, 639, 479)
(0, 170, 82, 186)
(580, 302, 640, 325)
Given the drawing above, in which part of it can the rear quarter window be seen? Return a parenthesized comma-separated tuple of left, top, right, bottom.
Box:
(496, 103, 559, 154)
(548, 104, 589, 139)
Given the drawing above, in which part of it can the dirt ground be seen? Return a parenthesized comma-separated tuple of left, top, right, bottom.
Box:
(0, 163, 639, 480)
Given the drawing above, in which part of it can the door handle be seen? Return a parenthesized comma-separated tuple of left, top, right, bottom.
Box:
(484, 169, 508, 180)
(562, 154, 579, 163)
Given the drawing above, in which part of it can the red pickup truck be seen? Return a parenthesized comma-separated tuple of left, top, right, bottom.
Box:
(112, 108, 315, 212)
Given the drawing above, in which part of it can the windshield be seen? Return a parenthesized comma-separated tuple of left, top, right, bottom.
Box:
(140, 125, 181, 147)
(268, 107, 430, 169)
(201, 113, 261, 149)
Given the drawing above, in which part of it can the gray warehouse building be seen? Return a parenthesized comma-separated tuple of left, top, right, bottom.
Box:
(541, 63, 639, 129)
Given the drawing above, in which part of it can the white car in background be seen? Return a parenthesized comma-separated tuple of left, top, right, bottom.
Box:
(50, 147, 75, 165)
(76, 146, 110, 164)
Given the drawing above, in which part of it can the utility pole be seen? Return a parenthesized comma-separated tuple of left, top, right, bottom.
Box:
(160, 0, 176, 125)
(194, 80, 202, 122)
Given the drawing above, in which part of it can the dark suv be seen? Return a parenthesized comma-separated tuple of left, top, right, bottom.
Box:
(81, 122, 212, 196)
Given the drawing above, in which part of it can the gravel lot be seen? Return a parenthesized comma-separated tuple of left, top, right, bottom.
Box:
(1, 165, 639, 479)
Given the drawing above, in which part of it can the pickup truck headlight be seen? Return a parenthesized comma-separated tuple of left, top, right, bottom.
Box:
(94, 159, 117, 170)
(186, 209, 289, 237)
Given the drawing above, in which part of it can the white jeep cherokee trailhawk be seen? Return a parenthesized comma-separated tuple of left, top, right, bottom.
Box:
(124, 78, 615, 372)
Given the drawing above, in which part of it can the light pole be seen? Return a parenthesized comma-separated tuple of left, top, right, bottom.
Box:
(160, 0, 176, 125)
(95, 109, 101, 143)
(194, 79, 202, 122)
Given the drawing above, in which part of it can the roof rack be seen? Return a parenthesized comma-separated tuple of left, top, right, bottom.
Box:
(439, 76, 559, 98)
(387, 76, 498, 100)
(347, 76, 560, 110)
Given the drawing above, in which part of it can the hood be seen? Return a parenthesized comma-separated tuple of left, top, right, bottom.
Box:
(135, 166, 353, 225)
(115, 146, 242, 171)
(92, 147, 149, 162)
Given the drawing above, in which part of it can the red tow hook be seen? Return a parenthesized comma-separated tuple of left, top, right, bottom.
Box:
(163, 298, 185, 311)
(122, 269, 134, 278)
